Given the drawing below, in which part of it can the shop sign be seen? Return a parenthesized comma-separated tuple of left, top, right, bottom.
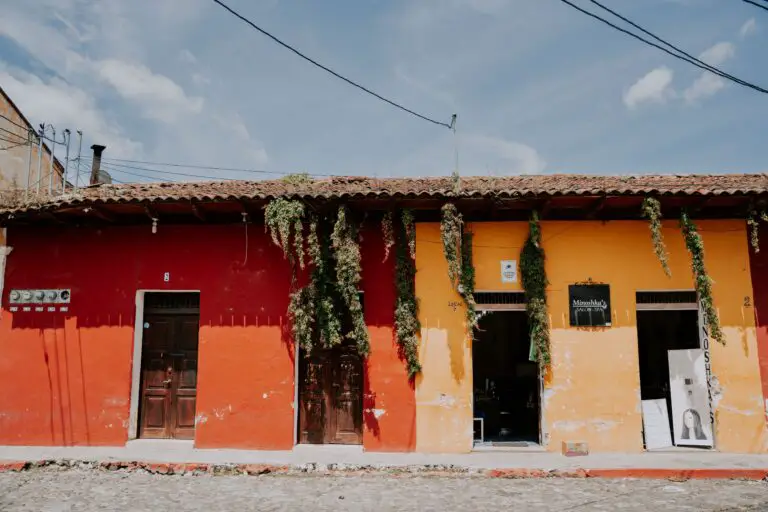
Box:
(568, 284, 611, 327)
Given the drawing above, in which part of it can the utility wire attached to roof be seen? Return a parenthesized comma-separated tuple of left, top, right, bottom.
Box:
(210, 0, 454, 129)
(556, 0, 768, 95)
(741, 0, 768, 13)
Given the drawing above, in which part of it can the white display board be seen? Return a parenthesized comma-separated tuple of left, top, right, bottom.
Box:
(500, 260, 517, 283)
(641, 398, 673, 450)
(668, 349, 713, 447)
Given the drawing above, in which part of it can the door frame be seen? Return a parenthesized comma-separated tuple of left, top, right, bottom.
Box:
(474, 291, 544, 447)
(634, 289, 715, 450)
(128, 289, 201, 441)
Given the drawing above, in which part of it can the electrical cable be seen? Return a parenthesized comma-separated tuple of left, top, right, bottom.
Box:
(556, 0, 768, 95)
(97, 156, 339, 177)
(0, 140, 30, 151)
(587, 0, 767, 91)
(741, 0, 768, 13)
(0, 113, 30, 132)
(82, 156, 335, 181)
(210, 0, 454, 129)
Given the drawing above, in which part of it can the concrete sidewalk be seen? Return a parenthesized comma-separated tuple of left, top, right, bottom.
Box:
(1, 441, 768, 479)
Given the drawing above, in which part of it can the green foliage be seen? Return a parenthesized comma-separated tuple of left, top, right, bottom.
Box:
(281, 173, 313, 186)
(680, 211, 725, 345)
(331, 206, 370, 355)
(402, 209, 416, 259)
(747, 210, 768, 254)
(264, 198, 306, 270)
(381, 211, 395, 262)
(451, 170, 461, 195)
(440, 203, 478, 334)
(459, 231, 479, 332)
(520, 211, 551, 371)
(641, 197, 671, 277)
(394, 209, 421, 378)
(440, 203, 463, 287)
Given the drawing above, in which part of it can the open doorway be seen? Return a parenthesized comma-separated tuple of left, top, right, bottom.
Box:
(472, 309, 540, 447)
(636, 291, 713, 450)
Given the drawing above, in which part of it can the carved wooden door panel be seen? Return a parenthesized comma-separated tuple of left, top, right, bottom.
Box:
(298, 344, 362, 445)
(329, 348, 363, 444)
(139, 312, 200, 440)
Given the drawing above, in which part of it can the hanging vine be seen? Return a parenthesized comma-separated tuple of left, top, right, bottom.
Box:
(641, 197, 671, 277)
(394, 209, 421, 378)
(381, 211, 395, 262)
(680, 211, 725, 345)
(440, 203, 463, 287)
(331, 205, 370, 355)
(520, 211, 551, 371)
(264, 198, 306, 270)
(402, 209, 416, 259)
(459, 231, 479, 332)
(440, 203, 478, 334)
(747, 210, 768, 254)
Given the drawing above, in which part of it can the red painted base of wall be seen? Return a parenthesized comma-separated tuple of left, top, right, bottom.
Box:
(750, 224, 768, 427)
(0, 224, 415, 451)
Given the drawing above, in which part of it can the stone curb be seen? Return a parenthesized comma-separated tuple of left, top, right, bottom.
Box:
(0, 460, 766, 480)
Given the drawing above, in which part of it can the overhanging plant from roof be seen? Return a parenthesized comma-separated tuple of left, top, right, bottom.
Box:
(265, 198, 369, 356)
(394, 209, 421, 378)
(747, 209, 768, 253)
(641, 197, 671, 277)
(520, 211, 551, 372)
(680, 211, 725, 345)
(440, 203, 479, 335)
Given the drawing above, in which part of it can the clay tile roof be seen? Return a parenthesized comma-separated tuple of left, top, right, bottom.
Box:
(1, 174, 767, 213)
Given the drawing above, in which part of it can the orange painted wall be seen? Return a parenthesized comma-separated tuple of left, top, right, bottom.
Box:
(542, 220, 766, 453)
(361, 230, 417, 452)
(414, 219, 767, 454)
(0, 224, 414, 450)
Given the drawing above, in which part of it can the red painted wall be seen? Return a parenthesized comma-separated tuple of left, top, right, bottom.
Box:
(0, 223, 415, 451)
(750, 223, 768, 425)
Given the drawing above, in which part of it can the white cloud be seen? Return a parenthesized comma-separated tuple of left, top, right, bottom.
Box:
(740, 18, 757, 39)
(94, 59, 204, 123)
(683, 42, 736, 104)
(698, 42, 735, 67)
(180, 49, 197, 64)
(464, 134, 546, 174)
(623, 67, 675, 109)
(0, 68, 142, 159)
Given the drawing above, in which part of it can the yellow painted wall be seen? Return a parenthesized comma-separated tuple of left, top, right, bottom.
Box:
(415, 219, 767, 454)
(414, 222, 528, 453)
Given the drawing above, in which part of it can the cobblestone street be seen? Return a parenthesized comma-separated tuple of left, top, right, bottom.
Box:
(0, 470, 766, 511)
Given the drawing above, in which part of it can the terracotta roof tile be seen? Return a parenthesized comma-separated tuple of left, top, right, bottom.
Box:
(2, 174, 767, 214)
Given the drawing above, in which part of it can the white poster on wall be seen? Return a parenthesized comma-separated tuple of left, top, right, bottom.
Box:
(500, 260, 517, 283)
(668, 349, 713, 447)
(641, 398, 673, 450)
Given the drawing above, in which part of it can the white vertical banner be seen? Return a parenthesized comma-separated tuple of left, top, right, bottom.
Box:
(668, 349, 713, 447)
(0, 229, 11, 310)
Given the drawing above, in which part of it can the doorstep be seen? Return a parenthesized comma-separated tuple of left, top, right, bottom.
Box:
(0, 444, 767, 480)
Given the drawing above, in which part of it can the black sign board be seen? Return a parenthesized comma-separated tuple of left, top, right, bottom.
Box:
(569, 284, 611, 327)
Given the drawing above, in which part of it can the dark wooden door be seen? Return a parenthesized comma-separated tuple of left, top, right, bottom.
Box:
(299, 344, 363, 445)
(139, 313, 200, 440)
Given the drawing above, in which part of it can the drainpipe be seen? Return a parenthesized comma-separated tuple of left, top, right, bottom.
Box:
(90, 144, 106, 185)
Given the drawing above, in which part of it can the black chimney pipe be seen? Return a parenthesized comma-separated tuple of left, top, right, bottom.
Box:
(90, 144, 106, 185)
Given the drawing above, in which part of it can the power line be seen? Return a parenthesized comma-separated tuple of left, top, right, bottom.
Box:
(586, 0, 768, 93)
(101, 157, 337, 177)
(0, 113, 31, 132)
(210, 0, 454, 129)
(556, 0, 768, 95)
(0, 140, 29, 151)
(82, 158, 236, 181)
(741, 0, 768, 12)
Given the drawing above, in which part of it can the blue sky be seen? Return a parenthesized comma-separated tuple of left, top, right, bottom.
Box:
(0, 0, 765, 182)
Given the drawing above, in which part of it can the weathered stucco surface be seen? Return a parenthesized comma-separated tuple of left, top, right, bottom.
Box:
(415, 219, 767, 454)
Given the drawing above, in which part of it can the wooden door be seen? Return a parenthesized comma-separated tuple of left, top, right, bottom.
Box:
(299, 344, 362, 445)
(139, 312, 200, 440)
